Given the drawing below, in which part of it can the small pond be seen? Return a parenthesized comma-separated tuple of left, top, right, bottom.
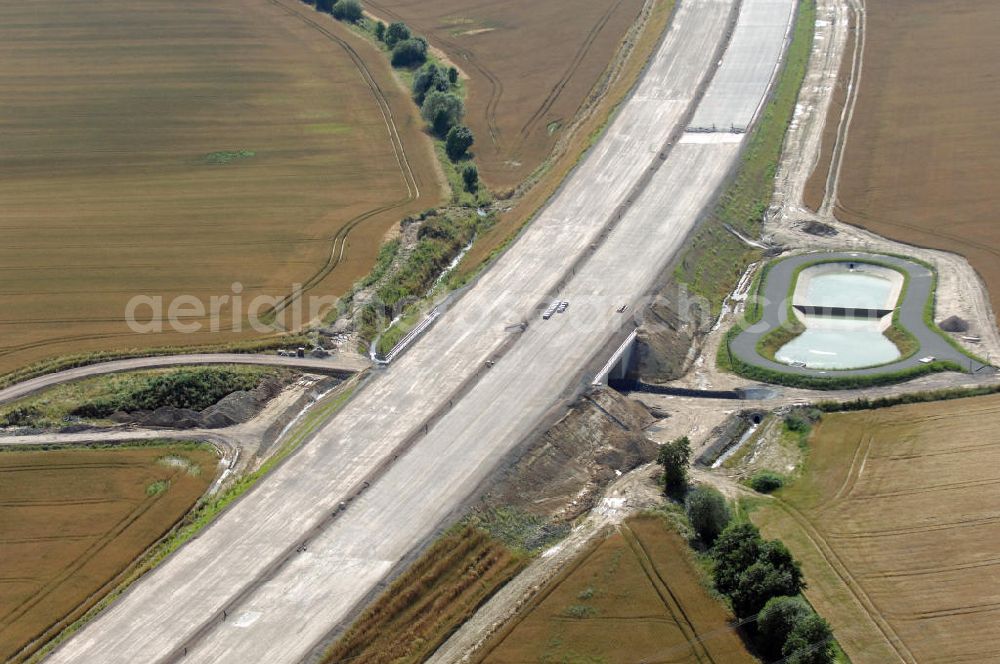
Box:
(802, 271, 895, 310)
(776, 315, 901, 370)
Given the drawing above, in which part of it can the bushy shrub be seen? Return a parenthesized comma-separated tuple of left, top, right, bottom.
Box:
(421, 91, 463, 135)
(685, 486, 731, 545)
(657, 436, 691, 500)
(758, 596, 812, 659)
(385, 21, 411, 48)
(412, 63, 450, 105)
(332, 0, 362, 22)
(445, 125, 475, 160)
(783, 612, 834, 664)
(391, 37, 428, 67)
(461, 164, 479, 192)
(711, 522, 804, 618)
(749, 471, 785, 493)
(0, 405, 42, 428)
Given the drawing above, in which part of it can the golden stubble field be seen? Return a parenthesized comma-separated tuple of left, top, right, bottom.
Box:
(0, 0, 443, 376)
(367, 0, 647, 190)
(0, 444, 219, 662)
(819, 0, 1000, 327)
(479, 517, 755, 664)
(753, 395, 1000, 664)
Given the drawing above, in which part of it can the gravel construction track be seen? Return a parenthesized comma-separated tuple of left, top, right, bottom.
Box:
(0, 353, 367, 408)
(46, 1, 799, 661)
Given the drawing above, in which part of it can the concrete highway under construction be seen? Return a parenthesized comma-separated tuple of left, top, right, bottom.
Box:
(49, 0, 799, 660)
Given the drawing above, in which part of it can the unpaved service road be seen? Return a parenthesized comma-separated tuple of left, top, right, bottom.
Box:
(48, 1, 795, 661)
(0, 352, 366, 407)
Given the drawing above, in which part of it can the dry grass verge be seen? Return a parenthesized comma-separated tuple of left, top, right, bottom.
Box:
(321, 525, 526, 664)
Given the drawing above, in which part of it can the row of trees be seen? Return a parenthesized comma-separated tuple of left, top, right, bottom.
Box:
(712, 523, 832, 663)
(305, 2, 481, 193)
(656, 437, 834, 663)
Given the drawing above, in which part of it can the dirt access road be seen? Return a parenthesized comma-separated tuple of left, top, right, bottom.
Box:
(47, 1, 799, 661)
(0, 353, 367, 408)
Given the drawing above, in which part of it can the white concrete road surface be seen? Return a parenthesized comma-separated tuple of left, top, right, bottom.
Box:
(689, 0, 796, 132)
(48, 0, 796, 661)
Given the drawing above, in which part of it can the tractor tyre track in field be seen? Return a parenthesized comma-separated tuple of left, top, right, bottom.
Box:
(830, 433, 870, 503)
(365, 0, 506, 151)
(620, 524, 715, 664)
(820, 0, 865, 216)
(767, 497, 915, 664)
(264, 0, 424, 320)
(516, 0, 626, 145)
(0, 468, 181, 633)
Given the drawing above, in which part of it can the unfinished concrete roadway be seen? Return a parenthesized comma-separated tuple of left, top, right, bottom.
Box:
(47, 0, 796, 661)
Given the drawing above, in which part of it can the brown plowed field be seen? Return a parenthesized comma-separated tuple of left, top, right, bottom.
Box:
(830, 0, 1000, 326)
(366, 0, 646, 190)
(478, 517, 755, 664)
(752, 395, 1000, 664)
(0, 0, 442, 377)
(0, 444, 219, 662)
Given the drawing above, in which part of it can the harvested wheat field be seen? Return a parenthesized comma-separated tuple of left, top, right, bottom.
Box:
(825, 0, 1000, 326)
(0, 443, 219, 662)
(479, 517, 755, 664)
(367, 0, 647, 190)
(752, 395, 1000, 664)
(0, 0, 442, 377)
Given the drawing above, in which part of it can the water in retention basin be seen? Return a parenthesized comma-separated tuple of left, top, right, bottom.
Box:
(775, 316, 900, 370)
(803, 271, 894, 310)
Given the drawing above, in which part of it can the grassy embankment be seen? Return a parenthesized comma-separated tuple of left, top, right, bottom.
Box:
(675, 0, 816, 313)
(25, 379, 358, 662)
(0, 366, 279, 429)
(0, 335, 309, 395)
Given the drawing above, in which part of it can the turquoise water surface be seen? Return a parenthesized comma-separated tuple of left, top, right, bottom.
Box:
(775, 316, 900, 369)
(802, 271, 894, 310)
